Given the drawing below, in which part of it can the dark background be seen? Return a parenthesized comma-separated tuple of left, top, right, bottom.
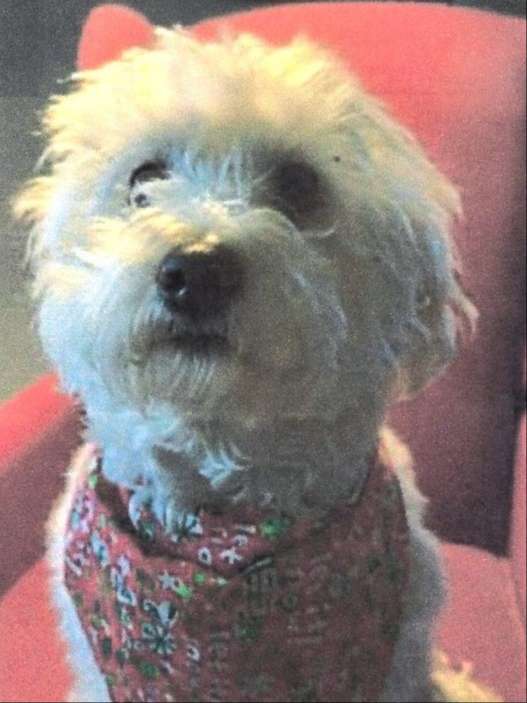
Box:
(0, 0, 525, 400)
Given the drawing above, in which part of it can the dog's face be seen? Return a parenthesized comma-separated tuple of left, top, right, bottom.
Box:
(16, 30, 474, 441)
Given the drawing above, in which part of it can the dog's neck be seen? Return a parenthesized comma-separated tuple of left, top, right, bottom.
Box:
(156, 407, 382, 515)
(87, 398, 383, 516)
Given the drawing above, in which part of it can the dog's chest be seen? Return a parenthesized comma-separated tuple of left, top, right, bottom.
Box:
(63, 449, 409, 702)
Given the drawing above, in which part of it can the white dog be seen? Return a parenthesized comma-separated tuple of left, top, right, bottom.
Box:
(16, 14, 475, 703)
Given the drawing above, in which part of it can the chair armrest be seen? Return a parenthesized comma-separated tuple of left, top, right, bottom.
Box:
(0, 375, 82, 596)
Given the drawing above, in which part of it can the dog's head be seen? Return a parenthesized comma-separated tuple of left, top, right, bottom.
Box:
(15, 8, 475, 448)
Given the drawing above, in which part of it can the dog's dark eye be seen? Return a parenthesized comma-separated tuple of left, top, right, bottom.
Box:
(129, 160, 168, 207)
(268, 160, 324, 226)
(130, 160, 168, 187)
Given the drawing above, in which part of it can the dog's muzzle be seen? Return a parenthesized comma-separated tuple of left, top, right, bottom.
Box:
(156, 245, 243, 320)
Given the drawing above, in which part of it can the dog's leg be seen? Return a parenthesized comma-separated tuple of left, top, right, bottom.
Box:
(381, 522, 444, 702)
(51, 579, 111, 702)
(379, 429, 445, 703)
(47, 446, 111, 703)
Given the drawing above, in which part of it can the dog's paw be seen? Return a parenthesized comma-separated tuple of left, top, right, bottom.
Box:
(128, 483, 202, 541)
(128, 483, 156, 528)
(164, 504, 203, 542)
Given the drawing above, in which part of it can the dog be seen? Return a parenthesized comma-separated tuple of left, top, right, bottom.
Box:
(15, 6, 476, 702)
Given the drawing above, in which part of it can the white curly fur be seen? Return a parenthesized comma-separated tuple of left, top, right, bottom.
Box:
(16, 26, 476, 702)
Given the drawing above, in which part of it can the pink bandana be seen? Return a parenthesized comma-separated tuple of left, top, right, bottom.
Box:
(64, 447, 409, 702)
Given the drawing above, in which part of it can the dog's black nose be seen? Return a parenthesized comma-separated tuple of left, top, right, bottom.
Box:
(156, 245, 243, 317)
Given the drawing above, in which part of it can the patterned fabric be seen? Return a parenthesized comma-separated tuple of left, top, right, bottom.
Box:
(64, 447, 409, 702)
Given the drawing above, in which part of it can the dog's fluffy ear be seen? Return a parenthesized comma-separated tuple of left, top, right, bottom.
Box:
(77, 4, 155, 71)
(396, 218, 478, 399)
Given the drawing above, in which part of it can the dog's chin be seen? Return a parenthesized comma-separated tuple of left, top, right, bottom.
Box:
(127, 328, 233, 413)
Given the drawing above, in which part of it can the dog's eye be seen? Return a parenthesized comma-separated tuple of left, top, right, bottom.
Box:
(129, 160, 168, 207)
(130, 160, 168, 187)
(268, 160, 325, 226)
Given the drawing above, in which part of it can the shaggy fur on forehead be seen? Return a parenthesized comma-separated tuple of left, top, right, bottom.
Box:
(18, 29, 460, 232)
(46, 31, 373, 151)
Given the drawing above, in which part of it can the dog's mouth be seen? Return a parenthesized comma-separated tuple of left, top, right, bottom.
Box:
(130, 308, 233, 365)
(160, 313, 231, 356)
(169, 331, 230, 355)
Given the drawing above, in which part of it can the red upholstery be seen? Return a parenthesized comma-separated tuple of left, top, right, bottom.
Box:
(0, 375, 82, 597)
(511, 411, 526, 626)
(77, 4, 155, 70)
(439, 544, 526, 703)
(0, 3, 525, 702)
(0, 560, 73, 703)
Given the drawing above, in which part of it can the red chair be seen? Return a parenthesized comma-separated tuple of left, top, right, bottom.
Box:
(0, 3, 524, 701)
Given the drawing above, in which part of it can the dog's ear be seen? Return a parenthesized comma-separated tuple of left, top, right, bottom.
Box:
(77, 4, 155, 71)
(395, 220, 478, 399)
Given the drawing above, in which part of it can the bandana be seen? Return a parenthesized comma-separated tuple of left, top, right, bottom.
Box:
(64, 445, 409, 702)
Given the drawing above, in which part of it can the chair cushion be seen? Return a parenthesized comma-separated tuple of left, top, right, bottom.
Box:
(511, 410, 526, 625)
(0, 544, 524, 702)
(0, 560, 72, 703)
(0, 375, 82, 597)
(438, 544, 526, 703)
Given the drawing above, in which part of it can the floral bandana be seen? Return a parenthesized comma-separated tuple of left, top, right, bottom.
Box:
(64, 446, 409, 702)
